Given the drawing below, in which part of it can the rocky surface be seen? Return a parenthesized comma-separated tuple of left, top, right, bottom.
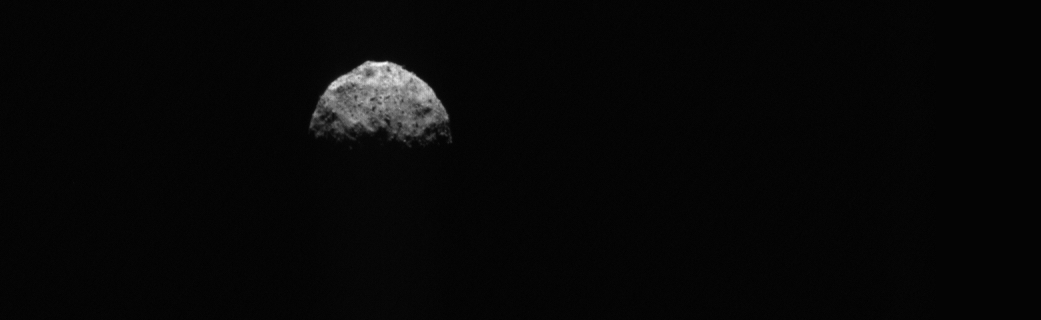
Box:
(309, 61, 452, 147)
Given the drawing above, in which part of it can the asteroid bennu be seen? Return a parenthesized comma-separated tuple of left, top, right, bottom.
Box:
(309, 61, 452, 146)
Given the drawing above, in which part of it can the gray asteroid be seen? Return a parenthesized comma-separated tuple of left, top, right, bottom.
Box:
(309, 61, 452, 147)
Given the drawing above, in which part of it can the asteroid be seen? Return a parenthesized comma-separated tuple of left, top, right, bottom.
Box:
(309, 61, 452, 148)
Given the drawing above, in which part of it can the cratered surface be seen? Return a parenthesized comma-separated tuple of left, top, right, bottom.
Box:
(309, 61, 452, 147)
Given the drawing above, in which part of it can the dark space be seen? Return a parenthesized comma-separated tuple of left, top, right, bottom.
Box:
(12, 2, 928, 318)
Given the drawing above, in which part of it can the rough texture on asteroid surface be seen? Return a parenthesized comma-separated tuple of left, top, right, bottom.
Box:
(309, 61, 451, 147)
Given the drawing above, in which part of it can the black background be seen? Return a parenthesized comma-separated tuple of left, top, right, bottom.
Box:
(12, 2, 928, 318)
